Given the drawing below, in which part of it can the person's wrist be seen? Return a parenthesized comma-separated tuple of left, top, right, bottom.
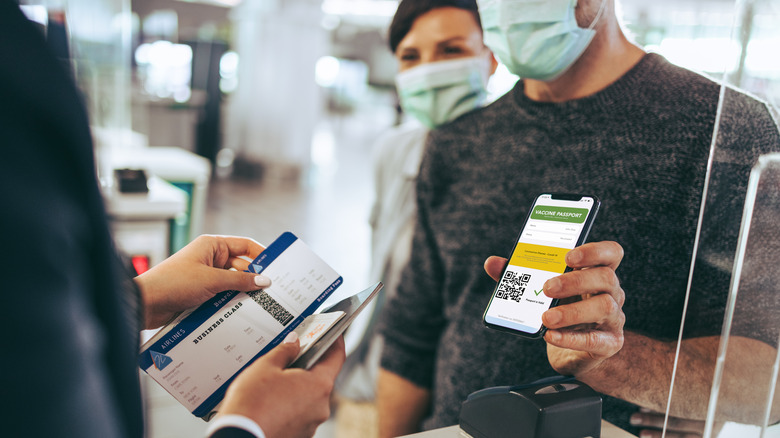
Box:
(133, 276, 154, 328)
(133, 275, 170, 330)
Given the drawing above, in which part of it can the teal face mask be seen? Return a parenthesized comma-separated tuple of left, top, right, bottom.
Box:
(477, 0, 606, 81)
(395, 56, 491, 128)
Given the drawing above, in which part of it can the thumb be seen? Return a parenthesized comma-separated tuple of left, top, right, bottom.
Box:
(484, 256, 508, 282)
(260, 332, 301, 368)
(206, 269, 272, 293)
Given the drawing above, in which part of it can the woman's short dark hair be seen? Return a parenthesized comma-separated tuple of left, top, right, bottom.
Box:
(388, 0, 482, 53)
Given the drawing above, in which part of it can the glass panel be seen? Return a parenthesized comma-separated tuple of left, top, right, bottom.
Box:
(19, 0, 133, 180)
(664, 0, 780, 436)
(704, 154, 780, 437)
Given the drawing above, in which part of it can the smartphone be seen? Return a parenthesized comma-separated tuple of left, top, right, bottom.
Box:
(483, 193, 600, 339)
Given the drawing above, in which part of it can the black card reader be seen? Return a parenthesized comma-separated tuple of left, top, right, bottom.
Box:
(459, 376, 602, 438)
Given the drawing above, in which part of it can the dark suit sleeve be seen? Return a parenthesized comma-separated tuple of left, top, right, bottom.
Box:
(0, 2, 143, 437)
(209, 427, 260, 438)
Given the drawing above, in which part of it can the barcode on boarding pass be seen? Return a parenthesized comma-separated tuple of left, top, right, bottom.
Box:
(495, 271, 531, 302)
(246, 290, 294, 325)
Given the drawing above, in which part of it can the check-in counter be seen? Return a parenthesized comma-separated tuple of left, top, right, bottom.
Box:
(107, 145, 211, 252)
(104, 175, 188, 268)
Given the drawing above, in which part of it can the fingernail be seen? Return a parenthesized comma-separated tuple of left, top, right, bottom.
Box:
(546, 330, 561, 343)
(544, 277, 561, 295)
(544, 309, 562, 325)
(283, 332, 298, 344)
(566, 250, 583, 265)
(254, 275, 271, 288)
(630, 414, 642, 425)
(640, 432, 652, 438)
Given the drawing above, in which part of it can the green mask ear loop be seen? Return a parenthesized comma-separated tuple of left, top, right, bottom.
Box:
(585, 0, 607, 31)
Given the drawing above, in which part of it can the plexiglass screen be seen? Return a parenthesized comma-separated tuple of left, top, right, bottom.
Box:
(662, 0, 780, 437)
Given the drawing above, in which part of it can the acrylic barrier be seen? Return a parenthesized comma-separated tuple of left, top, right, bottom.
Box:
(662, 0, 780, 433)
(662, 108, 780, 438)
(702, 154, 780, 437)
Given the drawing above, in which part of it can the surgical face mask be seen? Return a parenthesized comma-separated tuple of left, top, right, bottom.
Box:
(477, 0, 606, 81)
(395, 56, 491, 129)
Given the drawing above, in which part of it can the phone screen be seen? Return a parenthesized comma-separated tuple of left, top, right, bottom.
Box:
(483, 194, 599, 337)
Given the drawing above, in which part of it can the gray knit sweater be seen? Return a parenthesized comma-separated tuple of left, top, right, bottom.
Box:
(378, 53, 780, 432)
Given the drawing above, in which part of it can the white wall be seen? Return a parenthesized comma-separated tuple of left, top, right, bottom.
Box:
(226, 0, 328, 177)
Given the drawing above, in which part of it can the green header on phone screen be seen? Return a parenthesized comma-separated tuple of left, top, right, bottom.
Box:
(530, 206, 589, 223)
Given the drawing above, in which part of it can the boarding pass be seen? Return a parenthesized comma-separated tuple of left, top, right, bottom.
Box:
(138, 232, 342, 418)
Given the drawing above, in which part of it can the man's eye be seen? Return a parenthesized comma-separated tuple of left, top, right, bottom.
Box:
(443, 46, 465, 55)
(400, 53, 418, 61)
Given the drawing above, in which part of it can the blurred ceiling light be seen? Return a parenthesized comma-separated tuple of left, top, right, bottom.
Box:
(219, 51, 240, 93)
(310, 122, 338, 178)
(315, 56, 341, 88)
(322, 0, 398, 17)
(220, 51, 239, 77)
(135, 41, 193, 102)
(175, 0, 243, 7)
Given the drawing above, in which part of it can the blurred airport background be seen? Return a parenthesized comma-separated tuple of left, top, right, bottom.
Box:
(14, 0, 780, 437)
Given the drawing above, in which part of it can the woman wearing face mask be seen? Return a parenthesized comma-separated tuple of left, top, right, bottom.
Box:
(392, 2, 498, 129)
(333, 0, 497, 434)
(372, 0, 497, 297)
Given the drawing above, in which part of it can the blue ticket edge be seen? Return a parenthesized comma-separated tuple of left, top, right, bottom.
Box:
(137, 231, 343, 417)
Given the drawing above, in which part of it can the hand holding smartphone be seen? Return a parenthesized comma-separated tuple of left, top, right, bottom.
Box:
(483, 193, 600, 339)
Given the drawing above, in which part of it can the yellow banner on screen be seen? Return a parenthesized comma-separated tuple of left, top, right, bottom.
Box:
(509, 243, 569, 273)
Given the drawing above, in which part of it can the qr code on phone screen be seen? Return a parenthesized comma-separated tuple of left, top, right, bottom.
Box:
(495, 271, 531, 302)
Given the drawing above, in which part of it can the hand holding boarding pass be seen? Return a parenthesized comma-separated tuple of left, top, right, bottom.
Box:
(135, 235, 271, 330)
(138, 232, 345, 418)
(218, 332, 346, 438)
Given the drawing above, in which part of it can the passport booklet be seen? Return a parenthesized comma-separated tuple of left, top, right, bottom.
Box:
(138, 232, 345, 418)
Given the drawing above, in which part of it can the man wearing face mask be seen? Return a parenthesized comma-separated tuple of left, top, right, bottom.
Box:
(376, 0, 780, 436)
